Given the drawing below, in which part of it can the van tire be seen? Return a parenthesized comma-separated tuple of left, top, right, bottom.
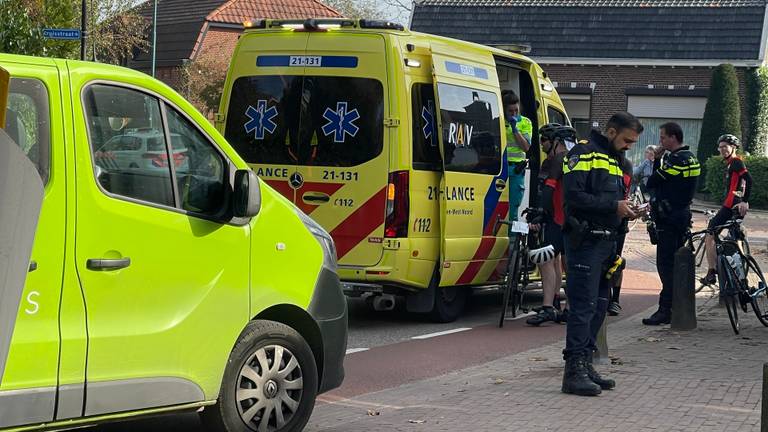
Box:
(201, 320, 318, 432)
(430, 285, 468, 323)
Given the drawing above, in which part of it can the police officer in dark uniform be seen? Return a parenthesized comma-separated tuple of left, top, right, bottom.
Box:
(643, 122, 700, 325)
(561, 112, 643, 396)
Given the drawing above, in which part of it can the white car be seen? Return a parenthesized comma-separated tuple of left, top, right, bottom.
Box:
(95, 130, 189, 172)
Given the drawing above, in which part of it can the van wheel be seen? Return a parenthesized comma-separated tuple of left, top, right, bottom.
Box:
(201, 320, 318, 432)
(430, 285, 467, 323)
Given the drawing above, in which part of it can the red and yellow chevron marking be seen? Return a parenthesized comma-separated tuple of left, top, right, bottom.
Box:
(330, 186, 387, 259)
(452, 200, 510, 285)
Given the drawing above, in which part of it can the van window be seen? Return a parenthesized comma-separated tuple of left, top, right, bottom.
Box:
(165, 107, 227, 215)
(224, 75, 301, 165)
(225, 75, 384, 167)
(547, 106, 568, 126)
(6, 78, 50, 183)
(436, 83, 502, 175)
(84, 84, 175, 207)
(411, 83, 441, 171)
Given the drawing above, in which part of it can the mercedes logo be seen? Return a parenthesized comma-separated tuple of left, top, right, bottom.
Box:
(264, 380, 279, 399)
(289, 172, 304, 189)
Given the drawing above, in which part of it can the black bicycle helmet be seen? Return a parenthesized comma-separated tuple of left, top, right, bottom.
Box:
(539, 123, 561, 142)
(718, 134, 740, 147)
(553, 125, 577, 142)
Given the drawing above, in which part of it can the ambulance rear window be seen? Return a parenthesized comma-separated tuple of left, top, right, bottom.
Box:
(225, 75, 383, 167)
(436, 83, 502, 175)
(411, 83, 442, 171)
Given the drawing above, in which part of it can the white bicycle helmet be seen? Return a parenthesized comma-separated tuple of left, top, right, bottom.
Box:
(528, 244, 556, 265)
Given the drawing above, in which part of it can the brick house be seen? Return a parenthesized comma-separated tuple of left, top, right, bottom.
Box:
(410, 0, 768, 160)
(129, 0, 341, 87)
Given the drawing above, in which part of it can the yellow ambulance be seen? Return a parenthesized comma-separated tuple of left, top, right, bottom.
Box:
(218, 18, 569, 322)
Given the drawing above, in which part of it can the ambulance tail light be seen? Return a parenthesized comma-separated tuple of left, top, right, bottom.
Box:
(385, 171, 409, 238)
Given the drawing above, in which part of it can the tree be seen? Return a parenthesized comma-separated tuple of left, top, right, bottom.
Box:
(745, 66, 768, 156)
(320, 0, 385, 20)
(0, 0, 148, 64)
(0, 0, 77, 58)
(177, 57, 228, 119)
(85, 0, 149, 64)
(697, 63, 741, 189)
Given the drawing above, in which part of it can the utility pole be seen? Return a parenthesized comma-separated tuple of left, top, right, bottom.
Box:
(151, 0, 158, 77)
(80, 0, 86, 61)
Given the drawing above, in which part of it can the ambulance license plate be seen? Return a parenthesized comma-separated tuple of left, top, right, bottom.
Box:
(289, 56, 322, 67)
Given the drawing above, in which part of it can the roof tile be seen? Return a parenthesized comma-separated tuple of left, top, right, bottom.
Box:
(411, 4, 766, 60)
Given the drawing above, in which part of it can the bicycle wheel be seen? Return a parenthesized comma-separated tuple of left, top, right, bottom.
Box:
(744, 255, 768, 327)
(499, 244, 521, 327)
(717, 255, 740, 335)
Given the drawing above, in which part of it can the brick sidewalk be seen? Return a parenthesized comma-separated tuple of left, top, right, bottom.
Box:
(307, 294, 766, 432)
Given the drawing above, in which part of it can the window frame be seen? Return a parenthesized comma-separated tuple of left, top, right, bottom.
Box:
(546, 105, 569, 127)
(410, 82, 442, 172)
(7, 76, 52, 185)
(435, 82, 503, 176)
(81, 81, 236, 223)
(224, 74, 386, 168)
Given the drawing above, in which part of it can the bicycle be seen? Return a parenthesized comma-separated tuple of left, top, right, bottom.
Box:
(495, 208, 544, 327)
(686, 219, 768, 334)
(694, 209, 742, 293)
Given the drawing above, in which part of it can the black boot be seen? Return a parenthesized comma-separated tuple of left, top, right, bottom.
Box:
(562, 354, 602, 396)
(586, 355, 615, 390)
(526, 306, 558, 326)
(642, 307, 671, 325)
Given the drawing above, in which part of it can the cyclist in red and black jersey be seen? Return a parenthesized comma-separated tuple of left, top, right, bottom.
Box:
(607, 156, 633, 316)
(527, 124, 574, 326)
(701, 134, 753, 285)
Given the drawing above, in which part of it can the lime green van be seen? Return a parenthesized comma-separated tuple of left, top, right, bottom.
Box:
(0, 54, 346, 432)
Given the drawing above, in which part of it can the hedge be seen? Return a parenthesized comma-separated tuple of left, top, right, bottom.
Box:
(705, 155, 768, 209)
(698, 64, 742, 190)
(745, 67, 768, 156)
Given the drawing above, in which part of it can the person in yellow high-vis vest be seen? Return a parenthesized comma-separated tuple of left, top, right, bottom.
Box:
(503, 91, 532, 222)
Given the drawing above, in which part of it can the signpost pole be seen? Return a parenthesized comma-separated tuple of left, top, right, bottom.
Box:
(80, 0, 86, 61)
(152, 0, 158, 77)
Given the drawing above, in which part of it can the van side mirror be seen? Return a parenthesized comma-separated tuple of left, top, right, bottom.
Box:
(233, 169, 261, 217)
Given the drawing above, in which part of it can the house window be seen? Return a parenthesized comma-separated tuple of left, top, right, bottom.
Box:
(560, 94, 591, 139)
(626, 95, 706, 165)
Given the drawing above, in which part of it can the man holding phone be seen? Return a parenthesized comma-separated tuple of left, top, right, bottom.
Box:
(643, 122, 701, 325)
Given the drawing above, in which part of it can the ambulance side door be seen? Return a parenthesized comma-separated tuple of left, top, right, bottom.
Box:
(430, 47, 507, 286)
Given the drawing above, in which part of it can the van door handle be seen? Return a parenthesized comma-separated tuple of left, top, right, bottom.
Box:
(302, 193, 330, 203)
(495, 179, 506, 192)
(87, 258, 131, 271)
(28, 261, 37, 272)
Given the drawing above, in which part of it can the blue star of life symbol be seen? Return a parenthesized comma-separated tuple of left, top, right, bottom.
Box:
(322, 102, 360, 143)
(421, 100, 436, 147)
(244, 100, 278, 140)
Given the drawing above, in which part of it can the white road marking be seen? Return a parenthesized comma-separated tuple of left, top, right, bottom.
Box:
(411, 327, 472, 340)
(345, 348, 370, 355)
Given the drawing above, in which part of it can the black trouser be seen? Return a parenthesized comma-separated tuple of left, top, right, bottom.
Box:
(655, 221, 688, 310)
(563, 236, 616, 359)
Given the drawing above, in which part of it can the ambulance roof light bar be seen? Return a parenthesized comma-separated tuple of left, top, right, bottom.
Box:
(243, 18, 405, 32)
(487, 43, 533, 54)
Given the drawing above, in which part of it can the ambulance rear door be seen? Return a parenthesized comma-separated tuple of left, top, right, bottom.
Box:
(294, 32, 390, 267)
(430, 45, 507, 286)
(222, 32, 310, 203)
